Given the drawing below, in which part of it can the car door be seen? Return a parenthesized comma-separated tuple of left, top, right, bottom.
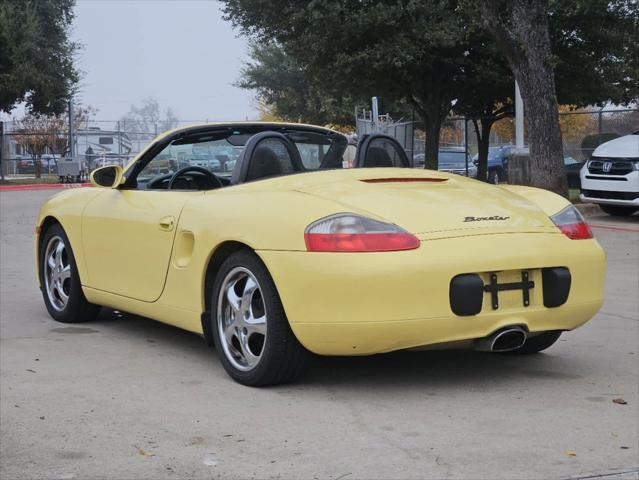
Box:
(354, 134, 411, 168)
(81, 189, 199, 302)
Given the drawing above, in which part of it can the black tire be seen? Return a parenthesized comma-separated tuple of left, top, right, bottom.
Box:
(39, 223, 101, 323)
(210, 250, 309, 386)
(599, 204, 638, 217)
(511, 331, 562, 354)
(487, 169, 500, 184)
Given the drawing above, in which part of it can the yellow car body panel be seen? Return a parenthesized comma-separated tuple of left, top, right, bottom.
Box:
(259, 233, 604, 355)
(35, 164, 605, 354)
(81, 189, 202, 301)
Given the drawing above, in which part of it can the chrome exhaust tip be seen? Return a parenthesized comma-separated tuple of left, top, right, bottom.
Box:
(475, 327, 527, 352)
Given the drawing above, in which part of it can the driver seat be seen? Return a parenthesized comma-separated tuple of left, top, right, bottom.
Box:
(246, 145, 285, 181)
(232, 132, 304, 184)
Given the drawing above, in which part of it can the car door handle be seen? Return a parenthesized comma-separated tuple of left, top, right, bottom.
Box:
(158, 216, 175, 231)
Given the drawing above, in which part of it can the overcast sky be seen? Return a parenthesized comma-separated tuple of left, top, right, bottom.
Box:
(72, 0, 256, 121)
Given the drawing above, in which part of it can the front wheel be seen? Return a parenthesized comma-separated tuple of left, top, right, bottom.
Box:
(211, 250, 309, 386)
(40, 224, 101, 323)
(599, 204, 638, 217)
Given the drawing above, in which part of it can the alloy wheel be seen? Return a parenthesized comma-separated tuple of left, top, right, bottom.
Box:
(217, 267, 267, 371)
(44, 235, 71, 311)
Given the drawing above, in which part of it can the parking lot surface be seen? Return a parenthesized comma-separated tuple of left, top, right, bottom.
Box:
(1, 190, 638, 480)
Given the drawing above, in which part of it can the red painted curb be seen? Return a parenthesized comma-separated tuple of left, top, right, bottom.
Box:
(0, 183, 92, 192)
(590, 223, 639, 233)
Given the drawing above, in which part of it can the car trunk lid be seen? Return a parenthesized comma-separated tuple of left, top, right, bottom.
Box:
(297, 170, 557, 238)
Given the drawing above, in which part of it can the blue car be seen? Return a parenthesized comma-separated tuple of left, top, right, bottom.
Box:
(472, 145, 514, 184)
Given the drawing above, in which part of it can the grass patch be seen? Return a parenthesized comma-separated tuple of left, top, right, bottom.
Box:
(569, 189, 581, 203)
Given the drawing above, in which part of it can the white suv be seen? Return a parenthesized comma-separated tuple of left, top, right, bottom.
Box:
(580, 132, 639, 216)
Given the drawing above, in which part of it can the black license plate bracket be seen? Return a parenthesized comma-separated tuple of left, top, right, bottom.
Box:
(483, 271, 535, 310)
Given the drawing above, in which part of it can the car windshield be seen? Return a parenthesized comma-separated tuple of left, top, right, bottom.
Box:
(137, 128, 347, 183)
(139, 137, 242, 181)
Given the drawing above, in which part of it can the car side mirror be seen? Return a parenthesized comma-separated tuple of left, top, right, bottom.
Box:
(90, 165, 124, 189)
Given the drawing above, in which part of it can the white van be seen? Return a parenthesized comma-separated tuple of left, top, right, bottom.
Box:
(580, 132, 639, 216)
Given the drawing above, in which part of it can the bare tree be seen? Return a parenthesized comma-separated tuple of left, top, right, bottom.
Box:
(13, 114, 66, 178)
(120, 97, 179, 141)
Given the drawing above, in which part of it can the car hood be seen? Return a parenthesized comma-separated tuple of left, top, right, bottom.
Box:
(592, 134, 639, 159)
(270, 168, 558, 238)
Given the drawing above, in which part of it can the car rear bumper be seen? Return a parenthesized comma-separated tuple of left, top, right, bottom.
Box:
(258, 233, 605, 355)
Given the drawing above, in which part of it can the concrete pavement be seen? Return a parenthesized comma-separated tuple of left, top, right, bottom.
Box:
(1, 190, 637, 479)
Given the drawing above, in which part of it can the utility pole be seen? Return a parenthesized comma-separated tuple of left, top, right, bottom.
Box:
(0, 121, 4, 181)
(371, 97, 379, 132)
(464, 118, 469, 177)
(68, 99, 75, 160)
(515, 81, 524, 150)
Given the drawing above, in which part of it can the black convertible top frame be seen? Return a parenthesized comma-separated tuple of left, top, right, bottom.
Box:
(121, 122, 348, 189)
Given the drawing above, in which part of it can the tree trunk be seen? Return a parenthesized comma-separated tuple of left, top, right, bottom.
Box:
(412, 102, 445, 171)
(473, 119, 492, 182)
(423, 116, 443, 171)
(515, 63, 567, 194)
(34, 157, 42, 179)
(478, 0, 568, 196)
(409, 78, 452, 171)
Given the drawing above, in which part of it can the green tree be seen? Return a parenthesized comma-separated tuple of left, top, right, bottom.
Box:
(238, 41, 361, 127)
(0, 0, 79, 115)
(551, 0, 639, 108)
(474, 0, 638, 195)
(223, 0, 469, 169)
(452, 33, 515, 182)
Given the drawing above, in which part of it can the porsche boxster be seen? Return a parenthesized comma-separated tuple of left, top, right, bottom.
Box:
(35, 122, 606, 386)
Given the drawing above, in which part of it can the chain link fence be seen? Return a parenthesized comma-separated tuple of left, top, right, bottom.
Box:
(0, 119, 209, 179)
(357, 107, 638, 164)
(2, 109, 637, 179)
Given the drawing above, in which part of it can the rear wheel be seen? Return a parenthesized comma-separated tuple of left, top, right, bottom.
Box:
(40, 224, 101, 323)
(510, 331, 562, 354)
(211, 250, 309, 386)
(599, 204, 638, 216)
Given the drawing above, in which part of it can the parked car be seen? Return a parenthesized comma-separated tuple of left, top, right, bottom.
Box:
(472, 145, 514, 184)
(580, 132, 639, 216)
(36, 123, 605, 386)
(413, 150, 477, 177)
(438, 148, 477, 177)
(474, 147, 587, 188)
(17, 156, 58, 175)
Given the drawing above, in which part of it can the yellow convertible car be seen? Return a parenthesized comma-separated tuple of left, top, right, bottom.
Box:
(35, 122, 605, 386)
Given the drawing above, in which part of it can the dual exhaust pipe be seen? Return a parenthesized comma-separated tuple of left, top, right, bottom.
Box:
(475, 326, 527, 352)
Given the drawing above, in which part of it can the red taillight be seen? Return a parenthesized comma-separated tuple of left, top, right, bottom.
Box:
(304, 232, 420, 252)
(557, 222, 593, 240)
(304, 214, 420, 252)
(551, 206, 593, 240)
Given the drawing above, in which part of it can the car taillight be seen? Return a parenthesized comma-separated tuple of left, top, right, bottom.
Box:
(550, 205, 593, 240)
(304, 213, 420, 252)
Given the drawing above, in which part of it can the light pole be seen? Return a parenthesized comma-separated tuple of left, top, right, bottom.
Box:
(515, 80, 524, 151)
